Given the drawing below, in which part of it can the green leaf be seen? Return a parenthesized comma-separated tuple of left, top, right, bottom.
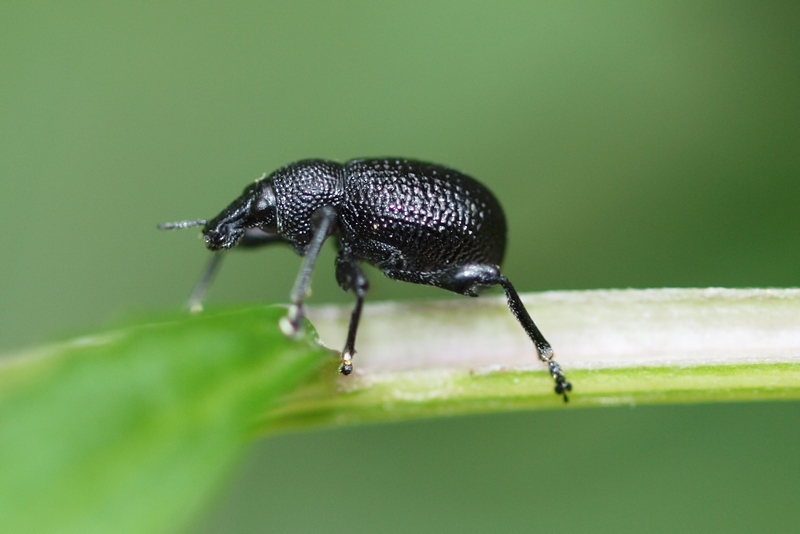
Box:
(0, 306, 332, 534)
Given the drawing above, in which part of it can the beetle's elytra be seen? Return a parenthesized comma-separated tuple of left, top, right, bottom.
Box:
(159, 158, 571, 400)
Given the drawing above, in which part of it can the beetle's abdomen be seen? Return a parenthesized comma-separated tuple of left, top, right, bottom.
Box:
(340, 159, 506, 271)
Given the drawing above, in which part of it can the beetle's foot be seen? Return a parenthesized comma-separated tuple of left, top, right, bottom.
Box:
(339, 350, 354, 375)
(550, 361, 572, 403)
(279, 305, 304, 338)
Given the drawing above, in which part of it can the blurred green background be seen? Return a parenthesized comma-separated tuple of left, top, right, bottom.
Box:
(2, 2, 798, 532)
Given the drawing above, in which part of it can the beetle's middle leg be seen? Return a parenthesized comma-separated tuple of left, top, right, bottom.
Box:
(335, 249, 369, 375)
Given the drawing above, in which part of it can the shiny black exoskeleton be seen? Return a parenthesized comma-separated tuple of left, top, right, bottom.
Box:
(159, 158, 572, 400)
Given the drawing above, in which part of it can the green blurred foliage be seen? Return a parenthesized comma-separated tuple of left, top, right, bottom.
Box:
(1, 1, 798, 533)
(0, 307, 329, 534)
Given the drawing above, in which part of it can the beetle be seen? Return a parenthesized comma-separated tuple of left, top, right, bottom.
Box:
(159, 158, 572, 400)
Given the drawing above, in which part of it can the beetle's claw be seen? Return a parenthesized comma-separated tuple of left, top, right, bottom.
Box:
(278, 317, 293, 336)
(339, 351, 354, 375)
(555, 381, 572, 403)
(549, 361, 572, 403)
(279, 305, 304, 338)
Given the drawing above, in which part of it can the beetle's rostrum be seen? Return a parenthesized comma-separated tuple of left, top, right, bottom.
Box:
(159, 158, 572, 400)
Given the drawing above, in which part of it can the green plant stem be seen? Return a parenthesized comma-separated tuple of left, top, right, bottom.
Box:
(263, 288, 800, 432)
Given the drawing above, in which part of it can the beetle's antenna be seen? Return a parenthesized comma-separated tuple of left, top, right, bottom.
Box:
(187, 251, 224, 313)
(158, 219, 207, 231)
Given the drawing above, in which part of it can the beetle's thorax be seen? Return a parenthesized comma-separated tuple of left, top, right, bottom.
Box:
(271, 160, 346, 250)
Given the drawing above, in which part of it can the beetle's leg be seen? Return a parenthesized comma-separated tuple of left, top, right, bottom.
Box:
(279, 206, 338, 337)
(187, 252, 224, 313)
(496, 275, 572, 402)
(186, 229, 284, 313)
(335, 250, 369, 375)
(384, 263, 572, 401)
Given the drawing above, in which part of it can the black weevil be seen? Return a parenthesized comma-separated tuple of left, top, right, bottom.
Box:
(159, 158, 572, 400)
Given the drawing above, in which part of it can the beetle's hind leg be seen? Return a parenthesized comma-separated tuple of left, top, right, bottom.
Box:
(495, 274, 572, 402)
(386, 264, 572, 401)
(335, 250, 369, 375)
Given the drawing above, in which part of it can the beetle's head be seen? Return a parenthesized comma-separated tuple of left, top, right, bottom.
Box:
(158, 177, 279, 251)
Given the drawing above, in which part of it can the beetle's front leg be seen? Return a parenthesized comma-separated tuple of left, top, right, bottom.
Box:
(187, 230, 284, 313)
(279, 206, 338, 337)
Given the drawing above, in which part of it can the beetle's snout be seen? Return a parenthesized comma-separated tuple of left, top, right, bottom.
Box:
(202, 224, 243, 250)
